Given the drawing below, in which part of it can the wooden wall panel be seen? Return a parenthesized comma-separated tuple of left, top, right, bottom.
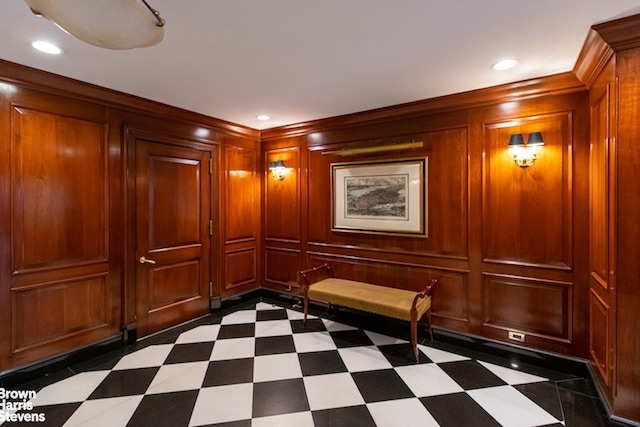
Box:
(482, 275, 572, 342)
(263, 86, 589, 358)
(589, 287, 610, 385)
(306, 127, 469, 257)
(225, 145, 258, 243)
(483, 113, 572, 269)
(224, 248, 256, 290)
(11, 107, 108, 272)
(1, 90, 120, 370)
(12, 275, 108, 352)
(265, 248, 301, 288)
(265, 147, 300, 242)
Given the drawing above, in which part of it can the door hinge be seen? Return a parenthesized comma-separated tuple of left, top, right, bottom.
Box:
(209, 219, 213, 236)
(209, 158, 213, 174)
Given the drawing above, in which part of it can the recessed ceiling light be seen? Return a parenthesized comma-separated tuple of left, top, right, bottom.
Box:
(32, 41, 62, 55)
(256, 114, 271, 121)
(492, 59, 518, 71)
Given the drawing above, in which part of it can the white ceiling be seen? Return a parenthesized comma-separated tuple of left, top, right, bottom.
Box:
(1, 1, 639, 130)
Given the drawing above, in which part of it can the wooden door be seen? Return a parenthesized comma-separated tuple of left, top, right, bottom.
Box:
(135, 140, 211, 336)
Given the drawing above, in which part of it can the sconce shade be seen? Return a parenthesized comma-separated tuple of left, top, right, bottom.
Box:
(269, 160, 286, 180)
(508, 133, 525, 147)
(270, 160, 286, 169)
(527, 132, 545, 146)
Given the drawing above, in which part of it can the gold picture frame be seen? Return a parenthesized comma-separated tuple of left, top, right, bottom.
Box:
(331, 158, 427, 236)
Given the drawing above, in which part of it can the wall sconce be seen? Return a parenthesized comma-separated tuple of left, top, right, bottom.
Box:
(269, 160, 287, 181)
(508, 132, 544, 167)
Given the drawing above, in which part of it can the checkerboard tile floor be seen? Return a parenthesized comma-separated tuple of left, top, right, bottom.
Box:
(2, 302, 606, 426)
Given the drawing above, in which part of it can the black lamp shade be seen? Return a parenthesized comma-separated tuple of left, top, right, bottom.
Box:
(508, 133, 525, 147)
(527, 132, 544, 146)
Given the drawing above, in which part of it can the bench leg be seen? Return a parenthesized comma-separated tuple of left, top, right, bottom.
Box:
(303, 295, 309, 327)
(411, 311, 419, 363)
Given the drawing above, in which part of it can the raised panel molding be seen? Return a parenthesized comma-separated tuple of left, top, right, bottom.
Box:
(482, 113, 573, 270)
(225, 145, 258, 243)
(265, 248, 301, 288)
(589, 288, 610, 385)
(224, 248, 256, 289)
(11, 275, 109, 353)
(10, 106, 108, 274)
(265, 147, 300, 242)
(482, 274, 572, 343)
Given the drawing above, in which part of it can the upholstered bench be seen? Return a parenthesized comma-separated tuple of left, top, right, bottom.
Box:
(300, 263, 437, 362)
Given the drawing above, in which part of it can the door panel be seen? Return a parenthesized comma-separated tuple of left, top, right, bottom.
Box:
(135, 140, 211, 336)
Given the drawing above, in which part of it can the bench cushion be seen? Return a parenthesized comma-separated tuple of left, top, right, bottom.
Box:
(307, 278, 431, 322)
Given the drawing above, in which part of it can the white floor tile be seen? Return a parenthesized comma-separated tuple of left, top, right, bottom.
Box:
(417, 344, 471, 363)
(251, 411, 315, 427)
(254, 319, 293, 337)
(210, 337, 255, 361)
(189, 383, 253, 426)
(32, 371, 111, 406)
(395, 363, 464, 397)
(293, 331, 337, 353)
(338, 346, 393, 372)
(220, 309, 256, 325)
(113, 344, 174, 370)
(467, 385, 560, 427)
(364, 330, 407, 345)
(62, 395, 143, 427)
(478, 360, 548, 385)
(253, 353, 302, 383)
(303, 373, 365, 411)
(146, 361, 209, 394)
(368, 398, 440, 427)
(321, 319, 358, 332)
(175, 325, 220, 344)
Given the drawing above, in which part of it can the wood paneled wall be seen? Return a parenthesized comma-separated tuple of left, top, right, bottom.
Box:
(0, 60, 260, 373)
(262, 79, 590, 358)
(575, 14, 640, 422)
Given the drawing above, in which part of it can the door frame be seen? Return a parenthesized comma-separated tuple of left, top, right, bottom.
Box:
(123, 125, 219, 339)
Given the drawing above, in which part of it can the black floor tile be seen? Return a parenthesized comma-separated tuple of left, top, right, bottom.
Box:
(127, 390, 199, 427)
(291, 318, 327, 333)
(351, 369, 415, 403)
(217, 323, 255, 339)
(9, 403, 80, 427)
(203, 358, 254, 387)
(164, 342, 215, 364)
(514, 381, 564, 421)
(329, 329, 374, 348)
(378, 343, 431, 366)
(312, 405, 377, 427)
(254, 335, 295, 356)
(252, 378, 309, 418)
(298, 350, 348, 376)
(438, 360, 507, 390)
(558, 386, 611, 427)
(88, 367, 158, 399)
(420, 392, 502, 427)
(256, 309, 288, 321)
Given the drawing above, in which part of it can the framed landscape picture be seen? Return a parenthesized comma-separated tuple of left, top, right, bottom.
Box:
(331, 157, 427, 236)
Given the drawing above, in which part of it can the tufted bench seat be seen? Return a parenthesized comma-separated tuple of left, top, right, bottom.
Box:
(301, 263, 437, 362)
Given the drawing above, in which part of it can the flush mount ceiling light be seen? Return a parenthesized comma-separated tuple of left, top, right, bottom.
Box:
(256, 115, 271, 121)
(24, 0, 165, 50)
(492, 59, 519, 71)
